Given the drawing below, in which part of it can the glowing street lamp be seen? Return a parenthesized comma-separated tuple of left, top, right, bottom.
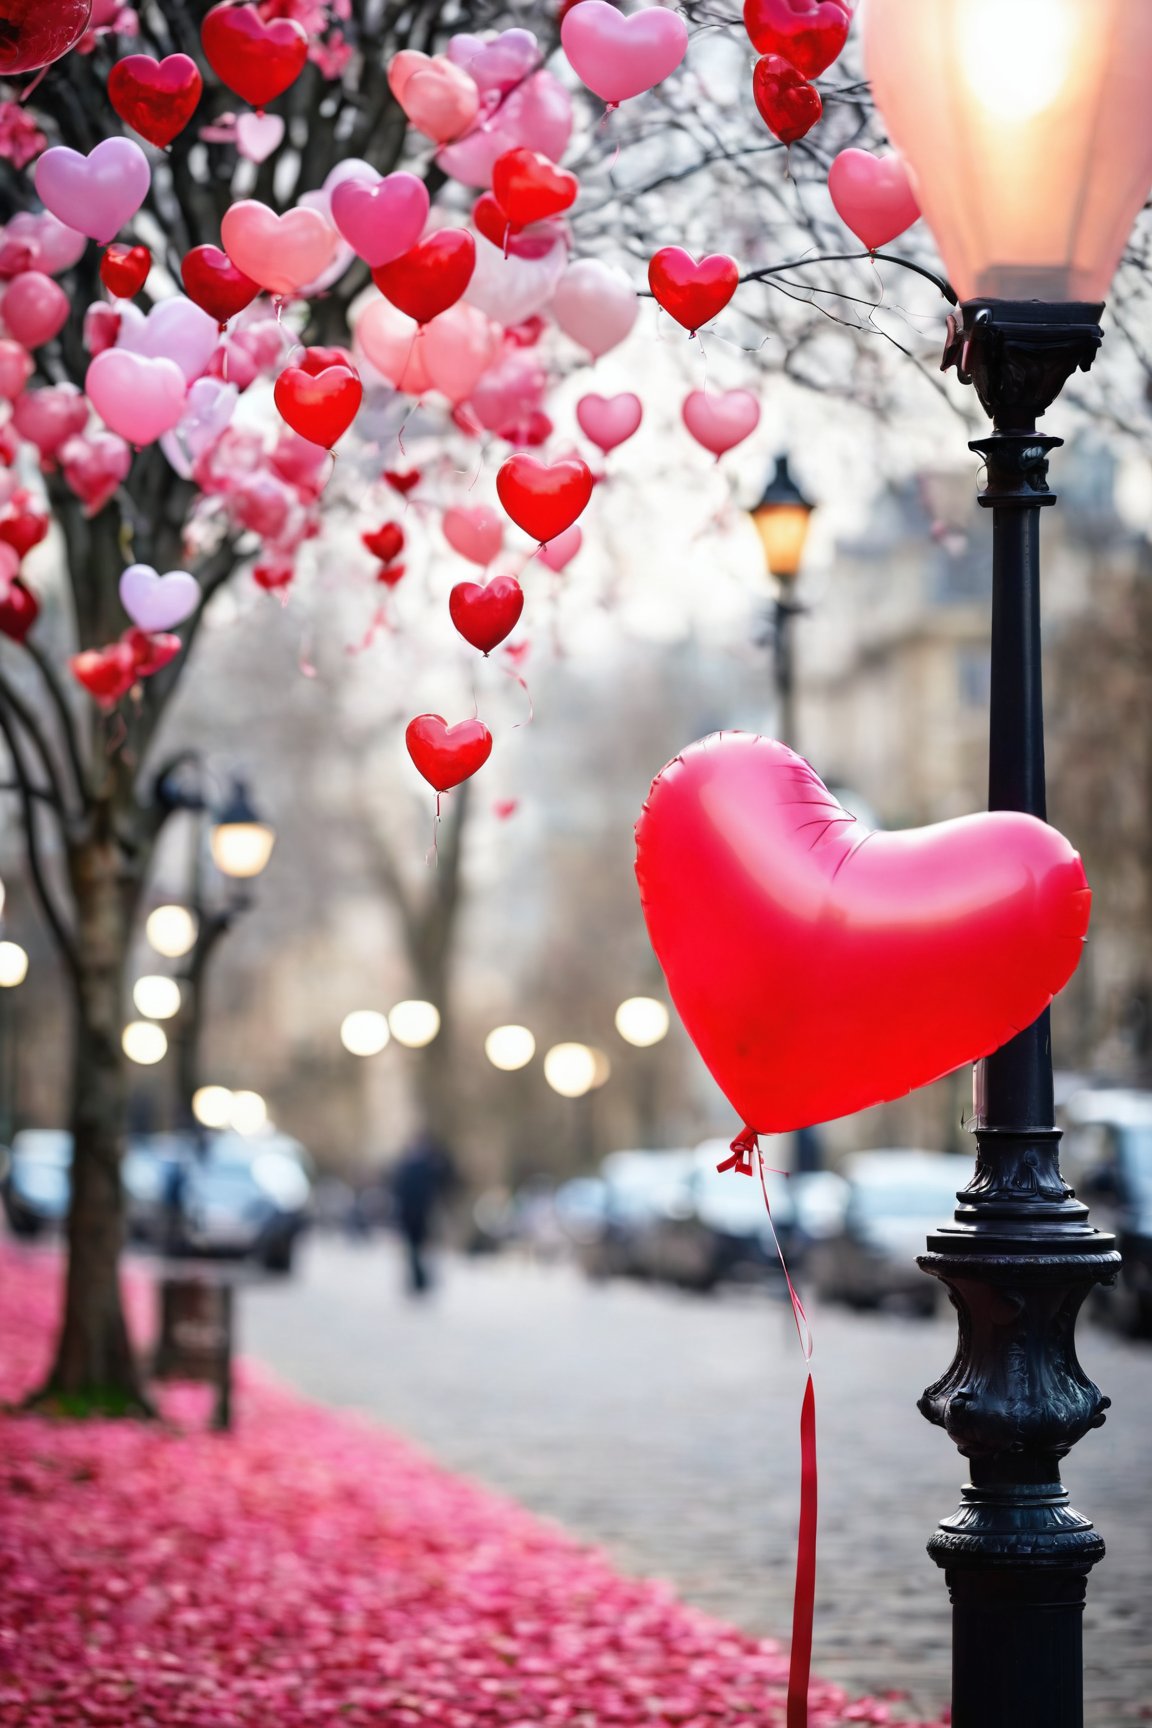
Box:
(340, 1010, 391, 1057)
(210, 778, 276, 881)
(192, 1085, 234, 1129)
(746, 455, 816, 749)
(146, 904, 198, 960)
(389, 1000, 441, 1049)
(122, 1021, 168, 1066)
(133, 975, 182, 1021)
(615, 997, 669, 1049)
(485, 1024, 536, 1071)
(543, 1043, 598, 1099)
(230, 1089, 267, 1135)
(0, 941, 29, 989)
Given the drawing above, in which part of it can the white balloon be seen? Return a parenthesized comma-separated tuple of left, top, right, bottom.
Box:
(550, 258, 639, 359)
(465, 232, 568, 325)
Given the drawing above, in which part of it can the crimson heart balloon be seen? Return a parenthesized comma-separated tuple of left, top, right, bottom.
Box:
(496, 453, 593, 544)
(383, 468, 421, 495)
(742, 0, 850, 77)
(635, 733, 1091, 1133)
(0, 497, 48, 559)
(70, 643, 138, 708)
(406, 714, 493, 792)
(491, 148, 579, 232)
(0, 0, 91, 76)
(449, 574, 524, 655)
(376, 560, 406, 589)
(123, 626, 181, 677)
(472, 193, 564, 260)
(273, 363, 362, 449)
(372, 231, 476, 325)
(752, 55, 822, 145)
(200, 2, 308, 108)
(182, 245, 260, 325)
(108, 53, 203, 147)
(648, 247, 739, 333)
(298, 345, 356, 377)
(0, 577, 39, 643)
(100, 244, 151, 300)
(362, 522, 405, 564)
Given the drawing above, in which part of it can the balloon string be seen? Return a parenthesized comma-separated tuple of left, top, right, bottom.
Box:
(788, 1375, 818, 1728)
(756, 1142, 812, 1363)
(501, 661, 534, 727)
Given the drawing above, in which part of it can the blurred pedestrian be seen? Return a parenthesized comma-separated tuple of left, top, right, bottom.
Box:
(390, 1130, 456, 1295)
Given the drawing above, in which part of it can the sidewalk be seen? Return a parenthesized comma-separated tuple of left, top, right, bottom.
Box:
(0, 1245, 944, 1728)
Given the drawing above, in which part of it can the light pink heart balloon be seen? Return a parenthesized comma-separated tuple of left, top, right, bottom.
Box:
(389, 52, 479, 143)
(446, 28, 540, 93)
(437, 71, 572, 188)
(538, 523, 582, 572)
(220, 201, 339, 299)
(59, 432, 132, 517)
(355, 299, 431, 394)
(828, 148, 921, 252)
(12, 383, 89, 458)
(443, 503, 504, 566)
(465, 233, 568, 326)
(422, 302, 502, 404)
(34, 138, 152, 246)
(468, 349, 546, 434)
(236, 111, 286, 164)
(329, 171, 430, 268)
(2, 272, 69, 349)
(576, 391, 642, 454)
(561, 1, 688, 105)
(551, 259, 638, 358)
(160, 376, 238, 478)
(117, 296, 220, 384)
(86, 349, 187, 447)
(681, 388, 761, 458)
(119, 562, 201, 631)
(5, 211, 87, 276)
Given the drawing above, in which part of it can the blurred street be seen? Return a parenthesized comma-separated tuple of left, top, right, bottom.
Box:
(245, 1239, 1152, 1723)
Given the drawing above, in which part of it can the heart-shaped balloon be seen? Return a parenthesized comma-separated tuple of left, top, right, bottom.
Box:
(117, 295, 220, 383)
(70, 642, 138, 707)
(446, 28, 540, 93)
(86, 349, 187, 447)
(200, 2, 308, 107)
(236, 111, 285, 164)
(742, 0, 851, 77)
(449, 573, 524, 654)
(438, 69, 573, 188)
(362, 521, 404, 564)
(84, 302, 121, 356)
(388, 51, 480, 143)
(537, 523, 582, 572)
(181, 244, 260, 324)
(0, 0, 91, 74)
(421, 302, 501, 403)
(472, 193, 565, 260)
(575, 391, 642, 454)
(648, 247, 739, 333)
(406, 714, 493, 792)
(12, 383, 88, 459)
(464, 233, 568, 326)
(0, 340, 32, 401)
(828, 148, 921, 251)
(100, 244, 151, 299)
(373, 230, 476, 326)
(2, 272, 69, 348)
(468, 349, 547, 435)
(108, 52, 203, 147)
(491, 148, 579, 231)
(384, 468, 421, 496)
(273, 362, 362, 449)
(636, 733, 1091, 1132)
(752, 54, 822, 144)
(123, 626, 181, 679)
(682, 388, 761, 458)
(119, 562, 201, 631)
(550, 258, 638, 358)
(34, 138, 152, 246)
(496, 453, 593, 545)
(0, 494, 48, 559)
(329, 171, 430, 269)
(221, 202, 338, 299)
(561, 0, 689, 105)
(443, 503, 503, 566)
(59, 430, 131, 516)
(0, 570, 39, 642)
(3, 211, 87, 278)
(355, 299, 430, 394)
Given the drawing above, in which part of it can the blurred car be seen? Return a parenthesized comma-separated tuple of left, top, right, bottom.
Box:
(807, 1150, 970, 1316)
(633, 1140, 802, 1291)
(1, 1129, 72, 1236)
(573, 1149, 695, 1280)
(1062, 1088, 1152, 1336)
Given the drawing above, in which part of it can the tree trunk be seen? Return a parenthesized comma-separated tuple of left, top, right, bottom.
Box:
(34, 833, 149, 1413)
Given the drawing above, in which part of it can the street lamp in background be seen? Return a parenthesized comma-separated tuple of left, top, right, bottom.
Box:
(210, 780, 277, 882)
(862, 4, 1152, 1723)
(0, 937, 27, 1142)
(485, 1024, 536, 1071)
(746, 455, 816, 749)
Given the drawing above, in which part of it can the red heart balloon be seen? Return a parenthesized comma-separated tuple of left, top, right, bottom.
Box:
(298, 345, 356, 377)
(123, 626, 181, 677)
(253, 556, 294, 592)
(0, 577, 39, 643)
(70, 643, 138, 708)
(406, 714, 493, 793)
(0, 497, 48, 559)
(491, 148, 579, 232)
(376, 560, 407, 589)
(383, 468, 421, 495)
(100, 244, 152, 300)
(182, 244, 260, 325)
(752, 54, 823, 144)
(372, 231, 476, 326)
(636, 733, 1091, 1133)
(472, 193, 564, 260)
(0, 0, 91, 77)
(107, 53, 204, 147)
(362, 522, 405, 564)
(449, 574, 524, 655)
(742, 0, 850, 77)
(200, 2, 308, 108)
(273, 363, 362, 450)
(496, 454, 593, 544)
(648, 247, 740, 333)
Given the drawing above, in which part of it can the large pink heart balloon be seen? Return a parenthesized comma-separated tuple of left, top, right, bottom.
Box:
(86, 349, 187, 446)
(576, 391, 643, 454)
(438, 71, 573, 188)
(465, 233, 568, 326)
(551, 259, 639, 358)
(636, 733, 1091, 1133)
(34, 138, 151, 246)
(119, 562, 201, 631)
(561, 0, 689, 105)
(236, 112, 285, 165)
(220, 201, 339, 299)
(388, 51, 480, 143)
(355, 299, 431, 394)
(422, 302, 502, 403)
(443, 503, 504, 566)
(468, 349, 546, 434)
(2, 272, 69, 348)
(12, 383, 88, 458)
(681, 388, 761, 457)
(4, 211, 87, 276)
(330, 171, 430, 269)
(828, 148, 921, 252)
(59, 431, 132, 515)
(117, 296, 220, 383)
(446, 28, 540, 93)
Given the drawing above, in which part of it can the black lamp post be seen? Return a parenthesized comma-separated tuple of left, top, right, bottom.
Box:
(862, 3, 1152, 1722)
(747, 455, 815, 749)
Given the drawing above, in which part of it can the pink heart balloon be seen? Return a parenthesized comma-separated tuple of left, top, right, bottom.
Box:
(355, 298, 431, 394)
(4, 211, 87, 276)
(34, 138, 151, 246)
(551, 259, 638, 358)
(468, 349, 546, 434)
(681, 388, 761, 458)
(83, 302, 122, 356)
(446, 29, 540, 93)
(576, 391, 642, 454)
(86, 349, 187, 446)
(828, 148, 921, 252)
(119, 562, 201, 631)
(160, 376, 238, 478)
(220, 201, 339, 299)
(538, 523, 582, 572)
(329, 171, 430, 269)
(117, 296, 220, 383)
(561, 0, 688, 105)
(443, 503, 504, 566)
(13, 383, 89, 458)
(465, 233, 567, 326)
(59, 431, 132, 515)
(389, 51, 480, 143)
(236, 111, 286, 164)
(0, 339, 33, 401)
(437, 71, 573, 189)
(421, 302, 502, 403)
(2, 272, 69, 349)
